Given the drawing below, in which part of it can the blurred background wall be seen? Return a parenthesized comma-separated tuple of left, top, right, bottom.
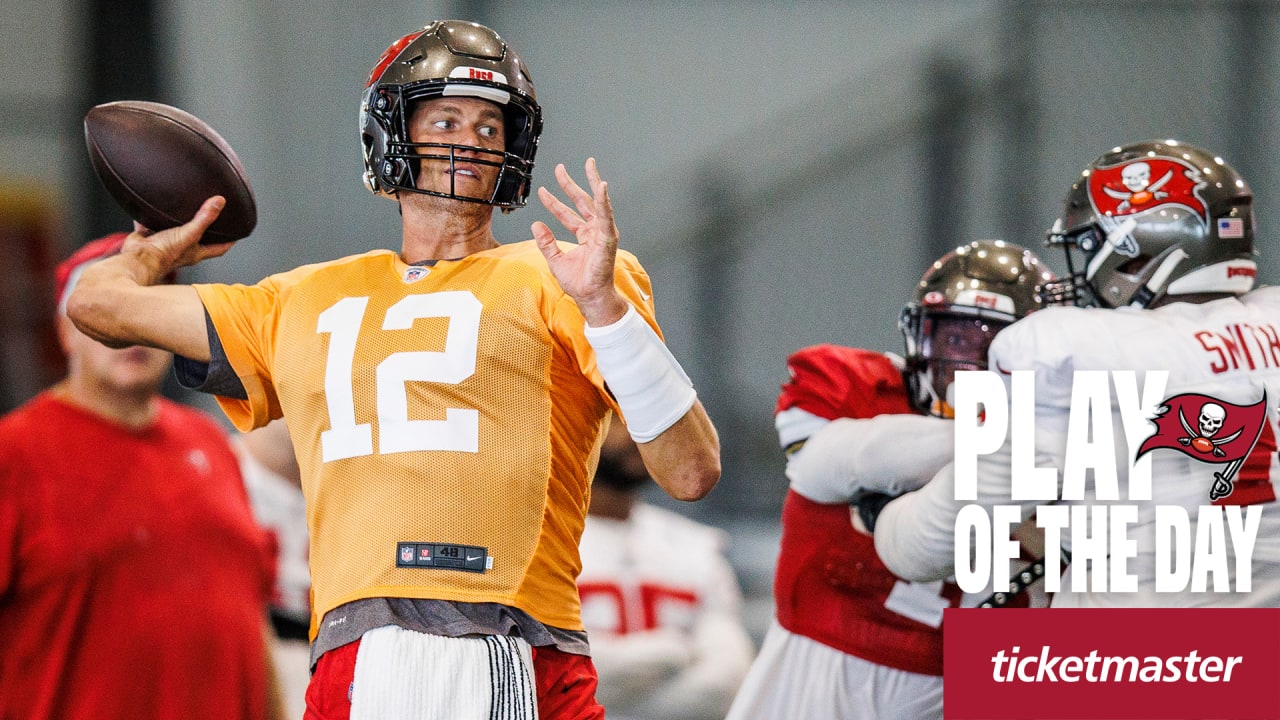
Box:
(4, 0, 1279, 635)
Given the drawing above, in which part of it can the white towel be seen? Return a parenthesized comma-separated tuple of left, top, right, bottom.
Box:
(350, 625, 538, 720)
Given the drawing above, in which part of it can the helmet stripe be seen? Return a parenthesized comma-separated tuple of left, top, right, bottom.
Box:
(366, 31, 424, 88)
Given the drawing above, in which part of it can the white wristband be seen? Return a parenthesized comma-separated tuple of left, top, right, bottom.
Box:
(584, 304, 697, 442)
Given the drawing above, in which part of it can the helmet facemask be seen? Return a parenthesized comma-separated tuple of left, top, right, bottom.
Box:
(900, 306, 1014, 418)
(1042, 222, 1103, 307)
(366, 85, 535, 208)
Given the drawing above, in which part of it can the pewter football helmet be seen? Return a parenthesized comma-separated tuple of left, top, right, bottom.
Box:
(360, 20, 542, 208)
(1042, 140, 1256, 308)
(900, 240, 1052, 417)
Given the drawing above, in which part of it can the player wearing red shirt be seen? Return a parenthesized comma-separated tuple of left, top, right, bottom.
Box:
(0, 234, 279, 720)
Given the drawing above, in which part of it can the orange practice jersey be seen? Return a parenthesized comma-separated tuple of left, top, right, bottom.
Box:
(194, 241, 659, 634)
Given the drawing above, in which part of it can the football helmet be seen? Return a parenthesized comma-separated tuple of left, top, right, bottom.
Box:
(899, 240, 1052, 417)
(360, 20, 542, 208)
(1042, 139, 1256, 308)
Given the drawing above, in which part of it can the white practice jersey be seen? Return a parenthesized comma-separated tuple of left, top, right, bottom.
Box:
(577, 503, 754, 720)
(876, 287, 1280, 607)
(786, 412, 955, 504)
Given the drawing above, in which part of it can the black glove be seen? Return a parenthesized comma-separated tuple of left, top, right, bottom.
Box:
(852, 491, 895, 534)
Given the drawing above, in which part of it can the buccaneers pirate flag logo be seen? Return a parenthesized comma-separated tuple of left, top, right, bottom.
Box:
(1088, 157, 1208, 222)
(1136, 392, 1269, 501)
(1087, 157, 1209, 257)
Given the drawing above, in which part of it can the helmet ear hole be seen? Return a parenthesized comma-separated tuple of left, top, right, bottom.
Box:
(1116, 255, 1152, 276)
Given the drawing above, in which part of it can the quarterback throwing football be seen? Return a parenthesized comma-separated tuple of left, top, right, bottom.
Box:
(68, 19, 720, 720)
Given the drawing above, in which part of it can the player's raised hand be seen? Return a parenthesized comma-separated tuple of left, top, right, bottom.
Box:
(532, 158, 628, 326)
(123, 196, 235, 282)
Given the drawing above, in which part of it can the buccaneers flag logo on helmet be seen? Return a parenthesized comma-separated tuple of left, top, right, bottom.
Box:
(1136, 392, 1270, 502)
(1088, 157, 1209, 224)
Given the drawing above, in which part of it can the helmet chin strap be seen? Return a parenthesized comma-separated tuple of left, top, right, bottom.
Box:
(1083, 217, 1139, 287)
(1085, 233, 1117, 281)
(1104, 217, 1140, 256)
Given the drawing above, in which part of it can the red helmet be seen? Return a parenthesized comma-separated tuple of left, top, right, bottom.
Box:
(360, 20, 542, 209)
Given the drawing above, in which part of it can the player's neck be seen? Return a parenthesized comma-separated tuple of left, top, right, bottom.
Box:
(51, 377, 159, 430)
(399, 196, 500, 263)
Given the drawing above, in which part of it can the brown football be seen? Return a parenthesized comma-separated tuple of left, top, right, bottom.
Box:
(84, 100, 257, 244)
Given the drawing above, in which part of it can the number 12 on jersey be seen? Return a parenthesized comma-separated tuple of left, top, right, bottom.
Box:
(316, 291, 483, 462)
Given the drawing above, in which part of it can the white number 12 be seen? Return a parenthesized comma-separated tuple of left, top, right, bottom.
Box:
(315, 291, 482, 462)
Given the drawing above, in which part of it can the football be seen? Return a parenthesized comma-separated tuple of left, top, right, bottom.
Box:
(84, 100, 257, 244)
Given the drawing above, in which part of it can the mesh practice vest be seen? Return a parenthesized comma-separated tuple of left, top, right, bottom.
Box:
(196, 241, 659, 633)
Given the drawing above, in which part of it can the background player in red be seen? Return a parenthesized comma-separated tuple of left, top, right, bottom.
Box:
(234, 417, 312, 720)
(66, 19, 719, 720)
(577, 420, 754, 720)
(0, 234, 282, 720)
(726, 240, 1050, 720)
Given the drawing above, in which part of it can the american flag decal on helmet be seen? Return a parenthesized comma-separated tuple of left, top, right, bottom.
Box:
(1218, 217, 1245, 238)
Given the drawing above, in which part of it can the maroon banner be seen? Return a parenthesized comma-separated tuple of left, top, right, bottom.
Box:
(944, 608, 1280, 719)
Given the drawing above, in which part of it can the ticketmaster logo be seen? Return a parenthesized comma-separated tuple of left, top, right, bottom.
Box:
(991, 645, 1243, 683)
(944, 608, 1278, 718)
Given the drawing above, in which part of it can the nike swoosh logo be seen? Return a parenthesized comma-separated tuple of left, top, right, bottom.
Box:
(467, 555, 481, 562)
(995, 360, 1012, 375)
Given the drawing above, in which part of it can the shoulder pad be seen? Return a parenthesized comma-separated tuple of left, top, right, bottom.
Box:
(777, 344, 912, 420)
